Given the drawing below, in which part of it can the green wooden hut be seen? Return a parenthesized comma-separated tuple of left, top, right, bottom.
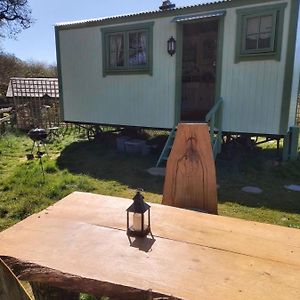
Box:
(55, 0, 300, 159)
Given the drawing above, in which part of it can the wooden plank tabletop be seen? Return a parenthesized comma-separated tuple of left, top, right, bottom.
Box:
(0, 192, 300, 299)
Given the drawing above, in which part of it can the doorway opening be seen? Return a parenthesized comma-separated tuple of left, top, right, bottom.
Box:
(180, 19, 219, 122)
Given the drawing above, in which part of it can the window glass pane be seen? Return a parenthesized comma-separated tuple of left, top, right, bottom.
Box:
(260, 15, 273, 33)
(129, 31, 147, 66)
(129, 32, 138, 65)
(245, 34, 258, 50)
(258, 32, 272, 49)
(246, 17, 260, 35)
(244, 14, 274, 51)
(109, 34, 124, 67)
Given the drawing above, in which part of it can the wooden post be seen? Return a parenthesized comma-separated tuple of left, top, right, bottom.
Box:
(162, 123, 218, 214)
(282, 126, 299, 161)
(282, 131, 290, 161)
(30, 282, 80, 300)
(290, 126, 299, 160)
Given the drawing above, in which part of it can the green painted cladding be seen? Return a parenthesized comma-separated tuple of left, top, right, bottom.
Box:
(220, 0, 290, 135)
(287, 0, 300, 128)
(58, 18, 176, 129)
(57, 0, 296, 135)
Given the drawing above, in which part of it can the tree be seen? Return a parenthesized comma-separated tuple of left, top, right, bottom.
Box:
(0, 0, 33, 37)
(0, 51, 57, 97)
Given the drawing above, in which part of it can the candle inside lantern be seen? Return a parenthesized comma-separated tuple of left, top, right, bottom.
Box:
(133, 213, 142, 231)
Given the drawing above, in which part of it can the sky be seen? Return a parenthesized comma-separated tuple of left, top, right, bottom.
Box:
(1, 0, 205, 65)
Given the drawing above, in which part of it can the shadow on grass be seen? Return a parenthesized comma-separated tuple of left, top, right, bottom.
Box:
(56, 140, 164, 194)
(217, 145, 300, 215)
(56, 138, 300, 215)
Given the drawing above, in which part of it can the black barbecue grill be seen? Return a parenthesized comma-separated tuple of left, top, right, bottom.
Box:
(27, 128, 49, 179)
(28, 128, 48, 141)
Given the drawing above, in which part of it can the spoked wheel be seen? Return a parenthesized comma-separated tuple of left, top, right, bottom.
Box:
(87, 125, 103, 141)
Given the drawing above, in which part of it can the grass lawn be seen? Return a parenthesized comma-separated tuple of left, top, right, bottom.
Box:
(0, 129, 299, 299)
(0, 129, 299, 232)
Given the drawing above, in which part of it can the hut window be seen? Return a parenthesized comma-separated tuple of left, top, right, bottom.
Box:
(129, 31, 147, 66)
(245, 15, 274, 51)
(102, 22, 154, 76)
(109, 34, 125, 67)
(235, 3, 286, 62)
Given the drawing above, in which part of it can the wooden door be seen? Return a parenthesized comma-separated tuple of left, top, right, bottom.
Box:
(181, 20, 219, 122)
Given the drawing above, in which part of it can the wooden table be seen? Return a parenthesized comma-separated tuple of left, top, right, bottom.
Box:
(0, 192, 300, 300)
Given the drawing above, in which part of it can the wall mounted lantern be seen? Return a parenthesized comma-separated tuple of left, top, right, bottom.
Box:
(127, 190, 151, 237)
(167, 36, 176, 56)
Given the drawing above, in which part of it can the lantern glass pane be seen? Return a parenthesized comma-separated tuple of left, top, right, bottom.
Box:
(129, 212, 149, 232)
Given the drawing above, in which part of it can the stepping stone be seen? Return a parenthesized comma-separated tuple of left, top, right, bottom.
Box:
(147, 167, 166, 177)
(284, 185, 300, 192)
(241, 186, 263, 194)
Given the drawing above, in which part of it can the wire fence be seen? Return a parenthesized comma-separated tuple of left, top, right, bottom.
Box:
(9, 78, 60, 130)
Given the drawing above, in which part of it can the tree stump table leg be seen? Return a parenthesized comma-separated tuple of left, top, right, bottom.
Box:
(30, 282, 80, 300)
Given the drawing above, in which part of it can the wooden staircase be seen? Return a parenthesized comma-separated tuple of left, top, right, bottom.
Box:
(155, 98, 223, 167)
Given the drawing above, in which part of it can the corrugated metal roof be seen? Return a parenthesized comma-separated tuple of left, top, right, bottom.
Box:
(172, 9, 226, 22)
(56, 0, 231, 28)
(6, 78, 59, 98)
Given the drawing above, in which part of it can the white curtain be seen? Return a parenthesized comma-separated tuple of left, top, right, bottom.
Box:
(138, 32, 147, 65)
(109, 34, 123, 67)
(129, 31, 147, 66)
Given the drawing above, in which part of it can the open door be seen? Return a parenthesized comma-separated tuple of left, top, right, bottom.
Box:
(180, 20, 219, 122)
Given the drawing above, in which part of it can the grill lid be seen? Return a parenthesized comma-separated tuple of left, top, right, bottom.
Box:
(28, 128, 48, 141)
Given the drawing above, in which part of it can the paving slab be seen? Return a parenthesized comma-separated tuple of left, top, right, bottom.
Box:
(147, 167, 166, 176)
(241, 186, 263, 194)
(284, 185, 300, 192)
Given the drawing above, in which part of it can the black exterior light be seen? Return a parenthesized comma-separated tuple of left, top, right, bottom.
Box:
(167, 36, 176, 56)
(127, 190, 151, 237)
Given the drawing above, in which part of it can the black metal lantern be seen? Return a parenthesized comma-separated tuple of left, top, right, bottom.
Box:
(167, 36, 176, 56)
(127, 190, 151, 237)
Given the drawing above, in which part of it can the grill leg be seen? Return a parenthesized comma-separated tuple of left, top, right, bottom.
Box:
(41, 141, 49, 157)
(30, 141, 36, 155)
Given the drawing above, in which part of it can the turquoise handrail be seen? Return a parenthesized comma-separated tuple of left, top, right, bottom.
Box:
(205, 97, 224, 159)
(155, 126, 176, 167)
(205, 97, 223, 123)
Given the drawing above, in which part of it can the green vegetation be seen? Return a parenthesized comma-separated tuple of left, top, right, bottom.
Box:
(0, 129, 162, 231)
(217, 140, 300, 228)
(0, 130, 299, 231)
(80, 294, 109, 300)
(0, 52, 57, 98)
